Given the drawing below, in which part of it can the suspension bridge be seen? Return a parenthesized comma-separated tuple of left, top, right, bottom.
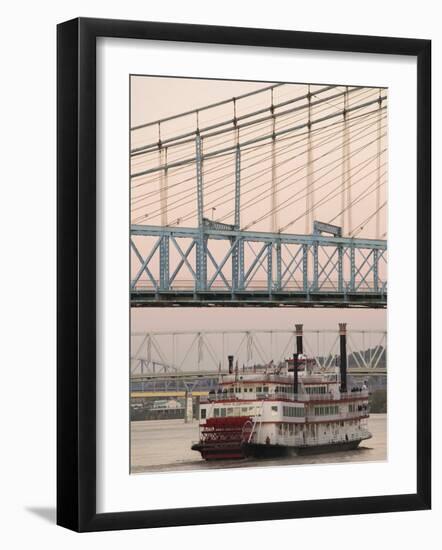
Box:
(131, 82, 387, 307)
(131, 328, 387, 394)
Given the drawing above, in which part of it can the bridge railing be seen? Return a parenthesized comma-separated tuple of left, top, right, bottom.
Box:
(132, 279, 387, 293)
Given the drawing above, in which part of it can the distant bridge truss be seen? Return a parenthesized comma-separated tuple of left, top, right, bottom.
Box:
(131, 328, 387, 393)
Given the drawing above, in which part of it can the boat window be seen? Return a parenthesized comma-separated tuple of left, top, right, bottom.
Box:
(234, 407, 240, 416)
(229, 387, 234, 393)
(214, 408, 219, 417)
(283, 406, 303, 417)
(221, 408, 226, 417)
(257, 386, 262, 393)
(263, 386, 269, 393)
(200, 409, 206, 419)
(243, 388, 248, 393)
(306, 385, 328, 394)
(271, 405, 278, 413)
(314, 405, 339, 416)
(227, 407, 233, 416)
(237, 387, 242, 392)
(241, 407, 248, 414)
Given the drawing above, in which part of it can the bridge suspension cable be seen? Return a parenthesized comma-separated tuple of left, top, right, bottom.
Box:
(132, 107, 387, 236)
(130, 81, 388, 306)
(131, 93, 386, 179)
(134, 112, 385, 225)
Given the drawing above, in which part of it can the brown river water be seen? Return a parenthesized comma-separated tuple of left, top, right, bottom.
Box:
(131, 413, 386, 474)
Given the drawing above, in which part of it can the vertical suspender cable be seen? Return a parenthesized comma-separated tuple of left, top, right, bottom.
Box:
(341, 92, 346, 232)
(343, 86, 352, 235)
(376, 89, 382, 239)
(306, 86, 314, 234)
(234, 98, 241, 230)
(233, 99, 241, 292)
(271, 88, 277, 233)
(195, 113, 207, 290)
(160, 146, 168, 226)
(195, 110, 203, 228)
(158, 122, 169, 226)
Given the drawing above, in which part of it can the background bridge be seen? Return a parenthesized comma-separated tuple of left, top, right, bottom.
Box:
(131, 82, 387, 307)
(131, 328, 387, 394)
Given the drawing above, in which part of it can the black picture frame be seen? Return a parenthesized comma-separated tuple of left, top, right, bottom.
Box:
(57, 17, 431, 532)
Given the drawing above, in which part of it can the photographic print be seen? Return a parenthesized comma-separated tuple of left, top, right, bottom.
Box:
(57, 18, 431, 531)
(129, 76, 387, 474)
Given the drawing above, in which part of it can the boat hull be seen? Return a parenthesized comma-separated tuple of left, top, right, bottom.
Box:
(242, 439, 366, 459)
(192, 435, 371, 460)
(191, 442, 245, 460)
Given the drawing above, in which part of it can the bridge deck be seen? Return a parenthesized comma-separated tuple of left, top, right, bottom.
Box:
(131, 290, 387, 308)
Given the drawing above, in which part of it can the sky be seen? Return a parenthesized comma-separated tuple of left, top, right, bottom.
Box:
(129, 75, 387, 338)
(130, 75, 387, 236)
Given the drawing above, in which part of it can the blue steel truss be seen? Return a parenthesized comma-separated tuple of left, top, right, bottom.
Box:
(130, 222, 387, 307)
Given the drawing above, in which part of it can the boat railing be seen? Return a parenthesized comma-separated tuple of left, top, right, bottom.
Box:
(203, 389, 368, 403)
(340, 390, 369, 399)
(305, 390, 368, 401)
(220, 374, 293, 384)
(305, 410, 369, 422)
(204, 391, 310, 402)
(203, 393, 244, 402)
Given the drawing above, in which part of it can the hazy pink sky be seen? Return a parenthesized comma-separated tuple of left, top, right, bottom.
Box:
(130, 75, 387, 334)
(130, 76, 387, 236)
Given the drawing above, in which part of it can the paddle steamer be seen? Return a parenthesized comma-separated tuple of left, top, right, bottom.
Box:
(191, 323, 371, 460)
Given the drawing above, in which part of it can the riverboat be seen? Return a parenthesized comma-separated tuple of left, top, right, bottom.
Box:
(191, 323, 371, 460)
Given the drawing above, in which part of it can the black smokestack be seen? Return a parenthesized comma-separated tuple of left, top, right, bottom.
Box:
(293, 353, 299, 396)
(295, 324, 303, 355)
(228, 355, 234, 374)
(339, 323, 347, 393)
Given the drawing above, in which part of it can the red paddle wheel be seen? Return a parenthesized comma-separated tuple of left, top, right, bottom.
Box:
(192, 416, 253, 460)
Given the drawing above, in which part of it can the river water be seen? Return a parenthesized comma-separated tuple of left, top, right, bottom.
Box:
(131, 413, 386, 474)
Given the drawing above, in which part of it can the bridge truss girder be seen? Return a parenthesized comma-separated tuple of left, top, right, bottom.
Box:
(130, 225, 387, 307)
(131, 329, 387, 380)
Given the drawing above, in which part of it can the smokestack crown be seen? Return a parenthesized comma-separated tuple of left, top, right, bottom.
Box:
(228, 355, 234, 374)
